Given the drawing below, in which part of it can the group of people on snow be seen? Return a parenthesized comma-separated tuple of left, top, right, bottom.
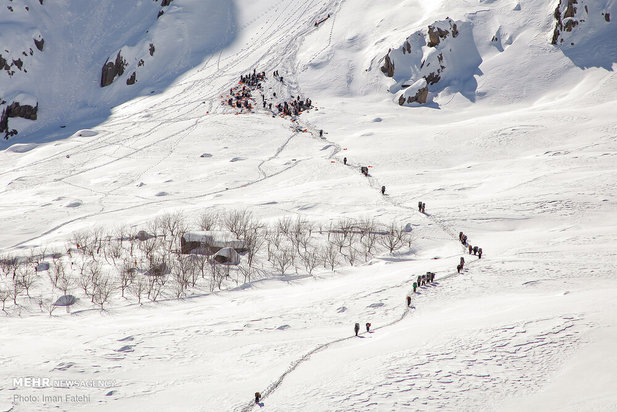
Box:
(354, 322, 372, 336)
(459, 231, 483, 260)
(223, 68, 314, 119)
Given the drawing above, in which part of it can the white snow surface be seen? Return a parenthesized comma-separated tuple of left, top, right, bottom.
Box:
(1, 0, 617, 411)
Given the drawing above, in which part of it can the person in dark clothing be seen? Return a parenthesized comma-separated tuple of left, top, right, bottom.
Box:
(366, 323, 371, 332)
(343, 157, 347, 165)
(462, 235, 468, 245)
(459, 232, 464, 241)
(354, 323, 360, 336)
(319, 129, 323, 137)
(478, 248, 483, 259)
(418, 201, 422, 212)
(407, 295, 412, 306)
(460, 257, 465, 268)
(417, 275, 422, 286)
(381, 186, 386, 195)
(255, 392, 261, 404)
(457, 264, 462, 273)
(421, 203, 426, 213)
(468, 245, 473, 254)
(473, 246, 478, 255)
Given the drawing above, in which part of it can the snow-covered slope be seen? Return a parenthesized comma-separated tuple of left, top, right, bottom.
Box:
(1, 0, 617, 411)
(0, 0, 236, 139)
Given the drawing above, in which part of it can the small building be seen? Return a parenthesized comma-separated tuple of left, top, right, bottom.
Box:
(181, 231, 247, 255)
(213, 247, 241, 265)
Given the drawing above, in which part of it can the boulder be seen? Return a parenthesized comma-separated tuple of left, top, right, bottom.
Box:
(100, 51, 127, 87)
(126, 72, 136, 85)
(7, 102, 38, 120)
(380, 51, 395, 77)
(34, 37, 45, 51)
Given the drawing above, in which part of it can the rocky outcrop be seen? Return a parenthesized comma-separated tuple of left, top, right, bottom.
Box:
(7, 102, 38, 120)
(380, 51, 394, 77)
(552, 0, 591, 45)
(398, 80, 429, 105)
(100, 51, 128, 87)
(380, 17, 480, 106)
(1, 101, 38, 139)
(126, 72, 136, 85)
(427, 21, 458, 47)
(34, 37, 45, 51)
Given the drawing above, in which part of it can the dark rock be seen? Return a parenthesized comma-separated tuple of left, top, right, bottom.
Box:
(34, 37, 44, 51)
(605, 13, 611, 22)
(12, 58, 23, 70)
(425, 72, 441, 85)
(162, 0, 173, 6)
(157, 10, 164, 18)
(427, 25, 449, 47)
(7, 102, 38, 120)
(2, 101, 38, 138)
(126, 71, 136, 85)
(138, 59, 144, 67)
(402, 85, 429, 105)
(564, 0, 577, 19)
(564, 19, 578, 31)
(380, 50, 394, 77)
(100, 62, 115, 87)
(100, 51, 127, 87)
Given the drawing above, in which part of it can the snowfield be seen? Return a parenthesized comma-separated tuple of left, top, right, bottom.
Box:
(1, 0, 617, 411)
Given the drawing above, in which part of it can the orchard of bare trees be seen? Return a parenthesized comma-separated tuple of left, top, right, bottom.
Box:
(0, 210, 414, 315)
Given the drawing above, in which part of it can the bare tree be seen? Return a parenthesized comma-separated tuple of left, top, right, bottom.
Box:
(118, 260, 136, 298)
(378, 222, 406, 253)
(346, 245, 359, 266)
(243, 227, 264, 270)
(0, 254, 19, 279)
(10, 275, 23, 305)
(56, 273, 74, 296)
(360, 230, 378, 261)
(157, 212, 187, 251)
(322, 244, 339, 271)
(17, 266, 37, 298)
(42, 296, 58, 317)
(221, 210, 248, 238)
(276, 217, 293, 237)
(0, 284, 10, 311)
(172, 255, 193, 296)
(103, 237, 124, 267)
(272, 248, 294, 275)
(93, 275, 115, 309)
(196, 210, 220, 231)
(49, 260, 66, 290)
(332, 230, 347, 253)
(301, 248, 320, 275)
(130, 277, 147, 304)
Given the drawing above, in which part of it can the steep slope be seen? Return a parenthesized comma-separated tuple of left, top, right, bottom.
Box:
(0, 0, 236, 140)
